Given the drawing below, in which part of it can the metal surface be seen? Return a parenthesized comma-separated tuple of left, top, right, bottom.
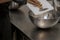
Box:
(29, 10, 59, 28)
(9, 0, 60, 40)
(10, 10, 60, 40)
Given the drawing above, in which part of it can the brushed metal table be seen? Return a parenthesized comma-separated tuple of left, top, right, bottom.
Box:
(10, 10, 60, 40)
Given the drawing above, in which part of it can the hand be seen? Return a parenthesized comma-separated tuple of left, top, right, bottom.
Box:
(27, 0, 42, 9)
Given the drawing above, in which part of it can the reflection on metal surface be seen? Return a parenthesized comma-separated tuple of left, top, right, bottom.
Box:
(31, 27, 59, 40)
(38, 32, 47, 40)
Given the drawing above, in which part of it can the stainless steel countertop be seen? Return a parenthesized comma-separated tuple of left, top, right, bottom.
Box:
(10, 10, 60, 40)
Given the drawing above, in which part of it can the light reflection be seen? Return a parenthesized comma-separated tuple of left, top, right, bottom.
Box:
(31, 27, 59, 40)
(44, 14, 48, 19)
